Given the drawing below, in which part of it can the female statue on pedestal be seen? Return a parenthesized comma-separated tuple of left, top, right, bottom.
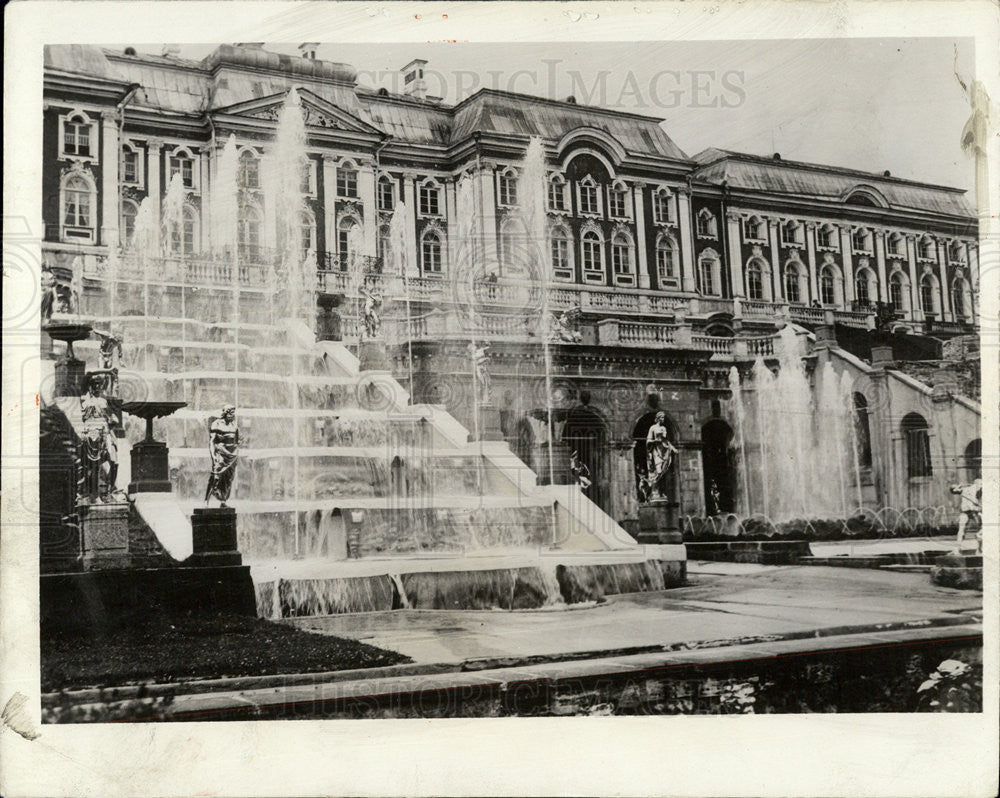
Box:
(205, 404, 239, 507)
(645, 411, 678, 501)
(79, 373, 120, 503)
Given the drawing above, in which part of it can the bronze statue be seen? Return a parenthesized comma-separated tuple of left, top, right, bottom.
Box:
(360, 282, 383, 340)
(93, 328, 124, 396)
(205, 404, 239, 507)
(472, 343, 491, 403)
(644, 411, 678, 501)
(79, 372, 120, 503)
(570, 450, 592, 491)
(549, 306, 583, 343)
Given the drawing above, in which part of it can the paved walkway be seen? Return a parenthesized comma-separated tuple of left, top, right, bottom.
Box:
(289, 563, 982, 665)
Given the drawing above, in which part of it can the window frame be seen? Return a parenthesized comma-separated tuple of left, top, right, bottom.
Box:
(580, 228, 605, 283)
(59, 110, 97, 162)
(611, 231, 635, 286)
(655, 233, 678, 289)
(420, 228, 444, 275)
(550, 225, 574, 282)
(377, 176, 395, 212)
(418, 180, 442, 218)
(336, 164, 358, 199)
(168, 148, 197, 191)
(60, 170, 97, 244)
(577, 176, 601, 217)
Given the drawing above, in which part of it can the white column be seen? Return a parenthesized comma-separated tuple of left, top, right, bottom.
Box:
(936, 239, 952, 321)
(100, 112, 120, 250)
(725, 212, 744, 298)
(805, 222, 819, 303)
(200, 149, 211, 253)
(906, 235, 922, 320)
(676, 189, 696, 292)
(147, 138, 162, 252)
(475, 166, 498, 267)
(359, 162, 377, 257)
(322, 155, 337, 262)
(632, 184, 650, 289)
(445, 178, 458, 269)
(840, 226, 855, 305)
(874, 230, 888, 302)
(767, 219, 782, 301)
(402, 173, 419, 277)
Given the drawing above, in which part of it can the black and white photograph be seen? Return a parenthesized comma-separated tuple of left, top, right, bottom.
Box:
(3, 2, 997, 796)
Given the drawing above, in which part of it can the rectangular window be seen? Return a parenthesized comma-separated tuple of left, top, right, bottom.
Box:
(378, 180, 395, 211)
(552, 237, 569, 274)
(301, 162, 315, 195)
(63, 119, 92, 157)
(609, 189, 627, 218)
(419, 185, 440, 216)
(336, 168, 357, 198)
(499, 175, 517, 206)
(579, 184, 598, 215)
(169, 156, 194, 189)
(654, 193, 672, 224)
(548, 181, 566, 211)
(122, 150, 138, 184)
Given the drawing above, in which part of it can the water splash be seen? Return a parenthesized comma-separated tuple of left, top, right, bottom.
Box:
(212, 133, 239, 256)
(162, 173, 187, 256)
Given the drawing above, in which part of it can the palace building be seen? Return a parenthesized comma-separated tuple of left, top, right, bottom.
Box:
(41, 43, 981, 533)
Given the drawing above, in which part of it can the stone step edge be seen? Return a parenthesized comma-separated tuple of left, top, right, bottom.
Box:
(41, 614, 981, 709)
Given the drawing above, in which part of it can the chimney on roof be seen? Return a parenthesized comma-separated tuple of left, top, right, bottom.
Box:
(883, 170, 891, 177)
(565, 95, 577, 104)
(299, 43, 319, 60)
(161, 44, 181, 58)
(401, 59, 428, 99)
(772, 152, 781, 160)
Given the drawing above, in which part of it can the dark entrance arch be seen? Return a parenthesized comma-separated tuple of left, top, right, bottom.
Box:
(701, 419, 736, 514)
(964, 438, 982, 480)
(563, 404, 609, 511)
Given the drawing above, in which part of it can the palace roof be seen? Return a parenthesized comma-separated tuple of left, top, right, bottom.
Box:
(692, 148, 974, 218)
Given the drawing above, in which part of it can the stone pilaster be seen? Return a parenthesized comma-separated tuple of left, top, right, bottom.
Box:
(767, 218, 782, 300)
(905, 234, 922, 320)
(725, 212, 744, 298)
(676, 189, 696, 292)
(840, 226, 855, 305)
(633, 183, 650, 289)
(874, 230, 888, 302)
(359, 161, 377, 257)
(402, 173, 420, 277)
(936, 238, 952, 321)
(100, 112, 120, 250)
(147, 138, 163, 252)
(805, 222, 819, 304)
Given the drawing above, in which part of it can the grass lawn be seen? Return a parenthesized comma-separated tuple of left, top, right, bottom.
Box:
(41, 610, 410, 692)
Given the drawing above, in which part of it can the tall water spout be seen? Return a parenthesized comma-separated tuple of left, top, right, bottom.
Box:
(162, 173, 187, 256)
(212, 133, 239, 258)
(728, 365, 751, 515)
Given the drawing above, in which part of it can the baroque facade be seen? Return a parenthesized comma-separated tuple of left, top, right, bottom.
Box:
(41, 43, 980, 531)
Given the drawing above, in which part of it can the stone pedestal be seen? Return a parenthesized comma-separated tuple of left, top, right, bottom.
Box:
(358, 339, 390, 372)
(80, 501, 131, 570)
(478, 403, 505, 442)
(54, 357, 86, 397)
(637, 499, 682, 545)
(930, 553, 982, 590)
(129, 440, 171, 494)
(190, 507, 242, 566)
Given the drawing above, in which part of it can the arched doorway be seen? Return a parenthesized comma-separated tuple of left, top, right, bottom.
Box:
(701, 419, 736, 514)
(563, 404, 609, 511)
(964, 439, 981, 480)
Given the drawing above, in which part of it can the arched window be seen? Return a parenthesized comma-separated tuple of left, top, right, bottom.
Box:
(418, 180, 441, 216)
(784, 261, 803, 304)
(901, 413, 932, 478)
(696, 208, 717, 239)
(853, 393, 872, 468)
(746, 259, 765, 300)
(498, 169, 518, 207)
(377, 176, 395, 211)
(120, 199, 138, 248)
(920, 273, 938, 316)
(611, 232, 635, 285)
(421, 229, 443, 274)
(338, 217, 360, 265)
(550, 225, 573, 281)
(548, 175, 567, 212)
(61, 111, 94, 158)
(655, 234, 677, 287)
(300, 210, 315, 259)
(61, 173, 96, 243)
(238, 150, 260, 190)
(238, 204, 262, 261)
(699, 250, 721, 296)
(820, 266, 838, 306)
(854, 267, 876, 306)
(608, 182, 629, 218)
(964, 439, 982, 480)
(889, 271, 908, 312)
(653, 189, 673, 224)
(168, 149, 195, 189)
(581, 229, 604, 282)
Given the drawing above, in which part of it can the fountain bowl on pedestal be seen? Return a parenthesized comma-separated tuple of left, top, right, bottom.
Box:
(122, 400, 187, 495)
(45, 321, 93, 397)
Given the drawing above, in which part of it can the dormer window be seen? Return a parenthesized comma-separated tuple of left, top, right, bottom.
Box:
(60, 111, 95, 159)
(337, 165, 358, 198)
(378, 176, 395, 211)
(653, 189, 674, 224)
(548, 175, 567, 212)
(498, 169, 518, 207)
(121, 144, 142, 186)
(577, 176, 600, 216)
(169, 151, 195, 189)
(743, 216, 764, 242)
(608, 182, 629, 219)
(948, 241, 966, 263)
(887, 232, 904, 257)
(919, 235, 937, 260)
(696, 208, 718, 239)
(852, 227, 873, 254)
(419, 181, 441, 216)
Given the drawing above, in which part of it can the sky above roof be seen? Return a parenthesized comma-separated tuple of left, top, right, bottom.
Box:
(145, 39, 976, 192)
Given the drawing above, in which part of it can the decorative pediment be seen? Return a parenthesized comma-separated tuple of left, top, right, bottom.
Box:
(750, 245, 764, 258)
(213, 88, 382, 135)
